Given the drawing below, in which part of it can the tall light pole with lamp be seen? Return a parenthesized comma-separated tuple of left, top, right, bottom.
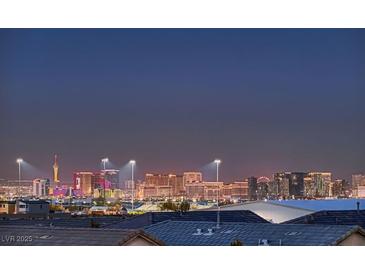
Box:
(101, 158, 109, 205)
(101, 158, 109, 171)
(16, 158, 23, 197)
(129, 160, 136, 211)
(214, 159, 221, 228)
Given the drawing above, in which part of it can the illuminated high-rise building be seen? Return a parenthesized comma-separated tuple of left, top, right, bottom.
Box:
(73, 172, 93, 196)
(247, 176, 258, 200)
(352, 174, 365, 197)
(274, 172, 307, 198)
(183, 172, 203, 184)
(145, 173, 169, 186)
(103, 169, 120, 189)
(308, 172, 332, 197)
(53, 154, 60, 185)
(33, 178, 50, 197)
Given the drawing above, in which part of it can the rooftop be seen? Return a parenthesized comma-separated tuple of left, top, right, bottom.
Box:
(104, 210, 269, 229)
(0, 216, 128, 228)
(0, 201, 16, 204)
(144, 221, 365, 246)
(0, 226, 160, 246)
(18, 200, 50, 204)
(0, 210, 268, 229)
(284, 210, 365, 228)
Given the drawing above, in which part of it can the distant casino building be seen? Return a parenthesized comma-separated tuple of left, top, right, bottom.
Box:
(183, 172, 203, 184)
(203, 182, 224, 201)
(256, 180, 269, 200)
(138, 172, 249, 201)
(92, 172, 105, 190)
(267, 180, 280, 200)
(308, 172, 332, 197)
(304, 176, 316, 198)
(185, 183, 205, 200)
(331, 179, 347, 197)
(169, 174, 184, 197)
(352, 174, 365, 197)
(247, 176, 258, 200)
(288, 172, 307, 198)
(0, 179, 33, 198)
(222, 181, 249, 201)
(274, 174, 290, 199)
(32, 178, 51, 197)
(185, 181, 248, 201)
(273, 172, 307, 198)
(270, 171, 336, 199)
(103, 169, 120, 189)
(73, 172, 93, 196)
(140, 173, 185, 198)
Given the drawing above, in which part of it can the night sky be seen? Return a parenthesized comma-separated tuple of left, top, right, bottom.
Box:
(0, 29, 364, 182)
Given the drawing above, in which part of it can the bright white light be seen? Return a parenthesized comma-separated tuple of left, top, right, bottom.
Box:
(101, 158, 109, 163)
(16, 158, 23, 164)
(129, 160, 136, 165)
(214, 159, 221, 164)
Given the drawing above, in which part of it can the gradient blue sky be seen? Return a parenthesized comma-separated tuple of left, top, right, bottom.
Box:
(0, 29, 364, 182)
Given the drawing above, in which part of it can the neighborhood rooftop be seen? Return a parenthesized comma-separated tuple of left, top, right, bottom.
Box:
(0, 210, 268, 229)
(0, 216, 128, 228)
(143, 221, 365, 246)
(284, 210, 365, 229)
(104, 210, 269, 229)
(0, 225, 161, 246)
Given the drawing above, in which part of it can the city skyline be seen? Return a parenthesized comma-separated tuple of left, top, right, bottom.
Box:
(0, 154, 361, 184)
(1, 29, 365, 182)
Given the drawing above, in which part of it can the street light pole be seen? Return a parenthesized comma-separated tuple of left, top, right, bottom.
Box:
(129, 160, 136, 211)
(101, 158, 109, 206)
(216, 161, 219, 182)
(16, 158, 23, 197)
(214, 159, 221, 228)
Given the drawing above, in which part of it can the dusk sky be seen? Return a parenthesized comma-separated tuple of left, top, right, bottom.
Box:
(0, 29, 364, 182)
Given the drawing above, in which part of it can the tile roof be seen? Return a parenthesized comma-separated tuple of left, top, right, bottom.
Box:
(105, 210, 269, 229)
(18, 200, 50, 204)
(283, 210, 365, 228)
(0, 201, 16, 204)
(0, 225, 161, 246)
(143, 221, 364, 246)
(0, 216, 128, 228)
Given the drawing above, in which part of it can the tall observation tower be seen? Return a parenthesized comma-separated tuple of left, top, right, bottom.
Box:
(53, 154, 60, 185)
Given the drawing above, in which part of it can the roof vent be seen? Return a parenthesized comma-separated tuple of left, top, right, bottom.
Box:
(204, 228, 214, 236)
(258, 239, 269, 246)
(193, 228, 203, 235)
